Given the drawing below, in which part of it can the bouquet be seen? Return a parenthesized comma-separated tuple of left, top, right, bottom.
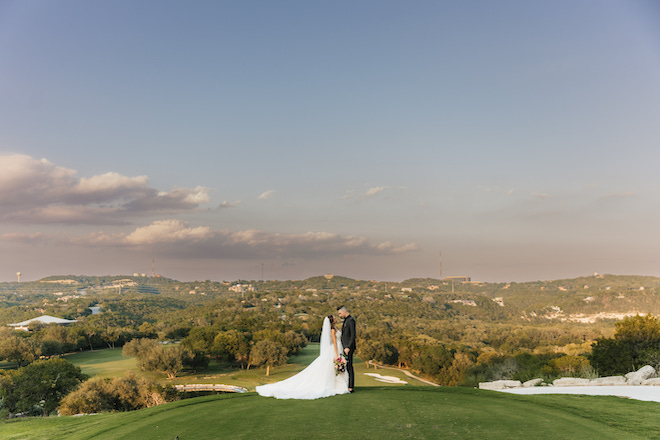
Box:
(334, 354, 347, 375)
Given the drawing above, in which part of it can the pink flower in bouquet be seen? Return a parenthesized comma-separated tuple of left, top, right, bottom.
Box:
(334, 354, 347, 375)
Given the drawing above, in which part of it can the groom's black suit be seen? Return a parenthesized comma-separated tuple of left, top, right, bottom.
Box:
(341, 315, 356, 390)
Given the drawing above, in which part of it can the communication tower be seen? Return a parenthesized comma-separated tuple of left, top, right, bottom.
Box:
(439, 251, 442, 280)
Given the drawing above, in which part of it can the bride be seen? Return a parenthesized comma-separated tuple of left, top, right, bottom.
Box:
(255, 315, 349, 399)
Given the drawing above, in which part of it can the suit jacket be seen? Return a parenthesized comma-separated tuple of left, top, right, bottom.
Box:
(341, 315, 356, 351)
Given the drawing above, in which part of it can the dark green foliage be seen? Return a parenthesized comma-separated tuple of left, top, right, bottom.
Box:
(211, 329, 251, 366)
(0, 328, 41, 367)
(589, 314, 660, 375)
(461, 352, 568, 386)
(249, 340, 288, 375)
(123, 339, 203, 378)
(0, 358, 86, 417)
(182, 327, 218, 352)
(412, 345, 454, 378)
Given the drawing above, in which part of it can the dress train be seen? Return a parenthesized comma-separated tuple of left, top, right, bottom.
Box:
(255, 317, 349, 399)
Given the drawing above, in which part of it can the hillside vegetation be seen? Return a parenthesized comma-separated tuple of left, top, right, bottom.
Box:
(2, 273, 660, 413)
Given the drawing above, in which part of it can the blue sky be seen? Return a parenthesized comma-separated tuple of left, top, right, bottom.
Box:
(1, 0, 659, 282)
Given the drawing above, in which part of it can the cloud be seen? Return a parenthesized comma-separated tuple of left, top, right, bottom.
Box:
(374, 241, 420, 254)
(123, 220, 214, 245)
(33, 220, 419, 260)
(363, 186, 386, 198)
(0, 154, 210, 224)
(258, 190, 276, 200)
(188, 229, 420, 260)
(125, 186, 210, 212)
(532, 192, 549, 199)
(219, 200, 241, 209)
(0, 232, 47, 244)
(341, 190, 355, 200)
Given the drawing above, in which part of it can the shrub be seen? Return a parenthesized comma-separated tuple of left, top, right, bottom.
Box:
(58, 372, 172, 415)
(0, 359, 86, 417)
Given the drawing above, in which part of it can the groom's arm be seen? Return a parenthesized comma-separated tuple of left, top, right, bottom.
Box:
(345, 317, 356, 350)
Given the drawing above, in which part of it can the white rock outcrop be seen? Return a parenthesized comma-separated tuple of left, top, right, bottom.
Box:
(478, 380, 522, 390)
(553, 377, 592, 387)
(522, 378, 544, 388)
(625, 365, 657, 385)
(478, 365, 659, 390)
(589, 376, 627, 386)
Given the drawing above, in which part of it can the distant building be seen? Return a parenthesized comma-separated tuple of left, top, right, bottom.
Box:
(229, 284, 255, 293)
(8, 315, 78, 331)
(444, 276, 471, 283)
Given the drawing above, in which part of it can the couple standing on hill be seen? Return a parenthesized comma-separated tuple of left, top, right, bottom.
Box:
(256, 306, 356, 400)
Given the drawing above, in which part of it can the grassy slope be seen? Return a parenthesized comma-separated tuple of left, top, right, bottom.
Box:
(3, 387, 660, 439)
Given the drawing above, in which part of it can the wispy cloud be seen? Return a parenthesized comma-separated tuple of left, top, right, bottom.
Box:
(258, 190, 276, 200)
(0, 232, 48, 244)
(341, 189, 355, 200)
(8, 219, 420, 260)
(219, 200, 241, 209)
(0, 154, 210, 224)
(123, 220, 214, 245)
(363, 186, 386, 198)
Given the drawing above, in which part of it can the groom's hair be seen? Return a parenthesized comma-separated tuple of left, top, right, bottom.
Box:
(337, 305, 348, 313)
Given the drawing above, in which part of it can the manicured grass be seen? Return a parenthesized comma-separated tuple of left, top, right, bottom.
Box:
(63, 349, 142, 378)
(63, 344, 430, 390)
(3, 387, 660, 439)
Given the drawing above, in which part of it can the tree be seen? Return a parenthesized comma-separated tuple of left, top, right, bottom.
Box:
(0, 359, 86, 417)
(0, 330, 40, 367)
(411, 344, 454, 380)
(279, 330, 308, 356)
(358, 339, 399, 365)
(182, 327, 218, 352)
(123, 338, 195, 379)
(589, 314, 660, 375)
(249, 340, 288, 376)
(212, 330, 251, 366)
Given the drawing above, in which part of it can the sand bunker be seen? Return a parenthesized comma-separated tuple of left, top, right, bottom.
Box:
(364, 373, 408, 384)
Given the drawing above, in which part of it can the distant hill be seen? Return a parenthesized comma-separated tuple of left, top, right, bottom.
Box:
(2, 273, 659, 326)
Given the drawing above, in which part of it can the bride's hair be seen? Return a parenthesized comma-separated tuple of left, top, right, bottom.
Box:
(327, 314, 336, 329)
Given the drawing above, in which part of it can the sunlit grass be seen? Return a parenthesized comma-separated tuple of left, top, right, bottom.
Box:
(3, 387, 660, 439)
(64, 344, 431, 390)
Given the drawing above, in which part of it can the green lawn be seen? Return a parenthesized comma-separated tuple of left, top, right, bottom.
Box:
(63, 349, 142, 378)
(63, 344, 430, 390)
(3, 387, 660, 439)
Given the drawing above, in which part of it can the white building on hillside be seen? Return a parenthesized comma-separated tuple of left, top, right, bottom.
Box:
(7, 315, 78, 331)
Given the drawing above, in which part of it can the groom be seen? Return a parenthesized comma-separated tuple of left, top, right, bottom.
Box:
(337, 305, 356, 393)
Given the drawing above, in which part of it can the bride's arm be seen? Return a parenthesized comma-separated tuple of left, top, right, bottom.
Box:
(331, 328, 338, 357)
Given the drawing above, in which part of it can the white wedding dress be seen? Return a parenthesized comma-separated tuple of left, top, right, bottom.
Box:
(255, 317, 349, 399)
